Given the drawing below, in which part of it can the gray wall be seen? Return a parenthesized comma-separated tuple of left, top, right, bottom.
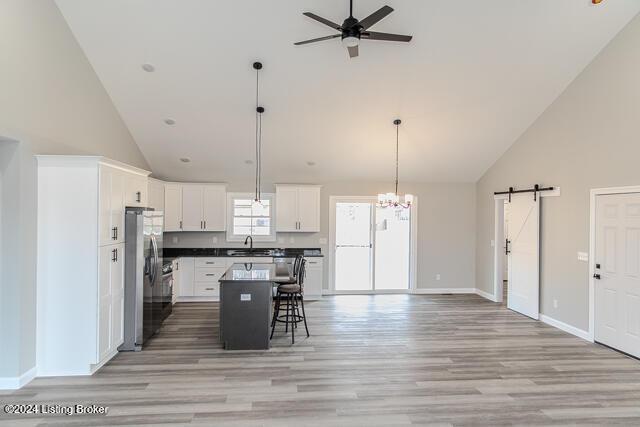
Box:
(166, 180, 477, 291)
(476, 13, 640, 331)
(0, 0, 148, 379)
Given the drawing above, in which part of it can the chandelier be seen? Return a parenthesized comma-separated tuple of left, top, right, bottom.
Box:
(378, 119, 413, 209)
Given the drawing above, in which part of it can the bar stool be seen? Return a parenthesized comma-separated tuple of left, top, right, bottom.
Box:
(271, 258, 309, 344)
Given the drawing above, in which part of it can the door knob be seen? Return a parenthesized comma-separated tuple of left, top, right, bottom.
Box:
(593, 273, 601, 280)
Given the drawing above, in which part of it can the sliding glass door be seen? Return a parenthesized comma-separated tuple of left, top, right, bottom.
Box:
(333, 198, 412, 293)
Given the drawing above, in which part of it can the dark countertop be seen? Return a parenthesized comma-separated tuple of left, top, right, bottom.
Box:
(219, 262, 293, 282)
(163, 247, 323, 259)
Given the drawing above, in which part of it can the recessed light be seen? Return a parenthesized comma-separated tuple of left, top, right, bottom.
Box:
(245, 160, 254, 165)
(179, 158, 191, 163)
(141, 63, 155, 72)
(164, 118, 176, 125)
(306, 161, 316, 166)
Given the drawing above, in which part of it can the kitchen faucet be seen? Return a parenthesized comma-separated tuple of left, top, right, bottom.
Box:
(244, 235, 253, 252)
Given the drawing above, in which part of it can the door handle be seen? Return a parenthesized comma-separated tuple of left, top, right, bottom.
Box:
(505, 239, 511, 255)
(593, 273, 601, 280)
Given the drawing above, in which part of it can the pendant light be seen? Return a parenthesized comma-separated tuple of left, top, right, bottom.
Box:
(378, 119, 414, 209)
(253, 61, 265, 205)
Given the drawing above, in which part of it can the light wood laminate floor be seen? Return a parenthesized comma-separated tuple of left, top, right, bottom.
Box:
(2, 294, 640, 426)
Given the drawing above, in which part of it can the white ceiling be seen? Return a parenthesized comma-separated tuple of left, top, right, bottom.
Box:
(56, 0, 640, 183)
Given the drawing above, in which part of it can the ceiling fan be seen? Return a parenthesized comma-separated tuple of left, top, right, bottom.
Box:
(294, 0, 412, 58)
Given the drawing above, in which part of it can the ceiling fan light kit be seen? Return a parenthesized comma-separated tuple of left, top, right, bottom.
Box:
(295, 0, 412, 58)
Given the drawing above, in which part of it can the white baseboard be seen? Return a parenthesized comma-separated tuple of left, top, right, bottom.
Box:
(475, 288, 498, 302)
(540, 314, 592, 342)
(176, 296, 219, 303)
(0, 366, 37, 390)
(412, 288, 477, 294)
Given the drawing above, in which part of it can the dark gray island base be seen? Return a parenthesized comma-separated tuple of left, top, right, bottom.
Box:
(218, 262, 292, 350)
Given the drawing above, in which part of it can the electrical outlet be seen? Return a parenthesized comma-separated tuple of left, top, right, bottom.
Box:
(436, 274, 441, 281)
(278, 237, 285, 244)
(289, 237, 295, 244)
(491, 240, 495, 247)
(172, 236, 178, 244)
(212, 236, 218, 244)
(553, 299, 558, 309)
(319, 237, 328, 245)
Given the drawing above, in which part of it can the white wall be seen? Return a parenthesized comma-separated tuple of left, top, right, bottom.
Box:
(476, 13, 640, 331)
(0, 0, 148, 381)
(166, 180, 477, 291)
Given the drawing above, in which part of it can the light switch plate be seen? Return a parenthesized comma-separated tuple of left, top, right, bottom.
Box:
(319, 237, 328, 245)
(578, 252, 589, 262)
(490, 240, 495, 247)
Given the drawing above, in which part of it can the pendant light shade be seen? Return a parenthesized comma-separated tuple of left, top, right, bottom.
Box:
(378, 119, 413, 209)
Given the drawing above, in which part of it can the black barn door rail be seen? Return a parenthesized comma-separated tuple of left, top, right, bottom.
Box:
(494, 184, 554, 202)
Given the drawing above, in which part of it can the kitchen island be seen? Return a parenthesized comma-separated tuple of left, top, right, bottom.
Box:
(218, 262, 292, 350)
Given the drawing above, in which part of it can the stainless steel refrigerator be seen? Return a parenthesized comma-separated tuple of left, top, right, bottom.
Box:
(120, 207, 167, 351)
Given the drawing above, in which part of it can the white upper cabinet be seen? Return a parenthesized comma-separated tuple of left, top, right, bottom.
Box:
(164, 184, 183, 232)
(173, 184, 227, 232)
(202, 185, 226, 231)
(99, 166, 125, 246)
(181, 185, 204, 231)
(148, 178, 165, 212)
(276, 185, 321, 233)
(276, 186, 298, 232)
(124, 174, 148, 207)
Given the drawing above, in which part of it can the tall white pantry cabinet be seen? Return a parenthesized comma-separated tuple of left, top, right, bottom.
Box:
(36, 156, 150, 376)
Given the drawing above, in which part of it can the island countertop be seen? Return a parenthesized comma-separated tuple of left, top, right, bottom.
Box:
(219, 262, 293, 282)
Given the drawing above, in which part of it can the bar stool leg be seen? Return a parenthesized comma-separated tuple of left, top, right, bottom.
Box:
(270, 291, 280, 339)
(285, 293, 290, 333)
(291, 294, 295, 344)
(300, 294, 310, 337)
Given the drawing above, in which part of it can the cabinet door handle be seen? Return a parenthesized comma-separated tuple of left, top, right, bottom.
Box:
(205, 287, 214, 291)
(112, 227, 117, 240)
(203, 221, 206, 229)
(136, 191, 141, 203)
(179, 220, 183, 229)
(112, 248, 117, 262)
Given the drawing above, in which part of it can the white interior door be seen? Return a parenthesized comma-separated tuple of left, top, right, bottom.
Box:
(595, 193, 640, 358)
(334, 202, 373, 291)
(506, 193, 540, 319)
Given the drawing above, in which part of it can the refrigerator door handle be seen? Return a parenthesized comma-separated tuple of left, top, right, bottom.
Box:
(150, 234, 159, 286)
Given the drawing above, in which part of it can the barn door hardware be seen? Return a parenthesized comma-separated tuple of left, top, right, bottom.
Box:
(495, 184, 554, 202)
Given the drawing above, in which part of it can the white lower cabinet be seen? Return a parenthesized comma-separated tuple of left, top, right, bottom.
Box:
(98, 243, 124, 362)
(177, 257, 195, 297)
(174, 256, 323, 301)
(304, 258, 323, 300)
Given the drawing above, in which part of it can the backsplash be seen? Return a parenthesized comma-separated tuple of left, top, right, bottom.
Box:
(163, 231, 328, 250)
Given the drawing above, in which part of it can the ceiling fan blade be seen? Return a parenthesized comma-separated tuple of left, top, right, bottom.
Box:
(347, 45, 359, 58)
(302, 12, 342, 30)
(361, 31, 412, 42)
(294, 34, 341, 46)
(358, 5, 394, 30)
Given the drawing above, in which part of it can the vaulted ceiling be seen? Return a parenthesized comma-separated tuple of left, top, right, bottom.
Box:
(56, 0, 640, 183)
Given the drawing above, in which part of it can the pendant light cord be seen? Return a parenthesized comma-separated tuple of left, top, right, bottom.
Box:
(395, 122, 399, 195)
(255, 66, 261, 202)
